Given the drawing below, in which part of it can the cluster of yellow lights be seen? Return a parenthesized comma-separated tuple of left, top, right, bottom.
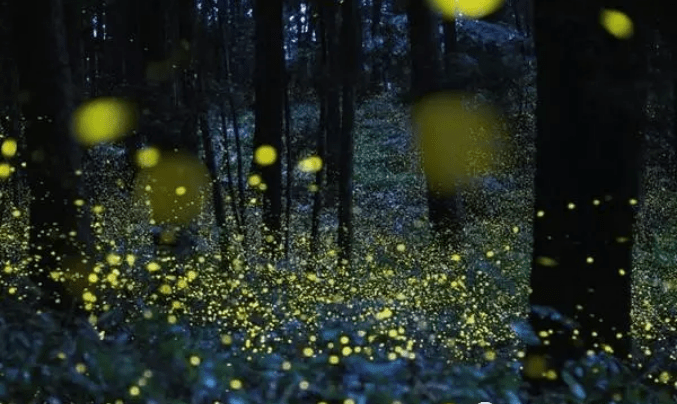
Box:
(0, 137, 17, 179)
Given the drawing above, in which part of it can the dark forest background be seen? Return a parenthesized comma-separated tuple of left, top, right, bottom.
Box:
(2, 0, 677, 402)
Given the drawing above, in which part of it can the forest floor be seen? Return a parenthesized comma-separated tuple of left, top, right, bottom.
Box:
(1, 94, 677, 403)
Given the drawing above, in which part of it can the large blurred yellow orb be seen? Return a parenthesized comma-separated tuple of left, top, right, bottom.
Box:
(134, 151, 211, 225)
(600, 9, 634, 39)
(71, 97, 136, 146)
(427, 0, 504, 20)
(412, 91, 505, 195)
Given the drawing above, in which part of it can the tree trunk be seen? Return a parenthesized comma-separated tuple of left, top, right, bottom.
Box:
(369, 0, 385, 94)
(322, 0, 342, 207)
(311, 5, 328, 257)
(253, 0, 285, 255)
(11, 0, 90, 325)
(442, 20, 456, 74)
(407, 0, 464, 250)
(526, 0, 646, 393)
(338, 0, 359, 269)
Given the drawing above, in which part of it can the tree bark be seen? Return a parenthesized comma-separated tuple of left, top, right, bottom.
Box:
(338, 0, 359, 269)
(407, 0, 465, 250)
(253, 0, 285, 255)
(11, 0, 90, 324)
(526, 0, 647, 393)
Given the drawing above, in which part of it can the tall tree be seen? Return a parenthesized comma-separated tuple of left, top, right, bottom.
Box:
(337, 0, 359, 269)
(321, 0, 342, 207)
(253, 0, 285, 255)
(369, 0, 385, 93)
(11, 0, 90, 325)
(526, 0, 647, 392)
(310, 0, 328, 256)
(408, 2, 465, 249)
(441, 19, 456, 74)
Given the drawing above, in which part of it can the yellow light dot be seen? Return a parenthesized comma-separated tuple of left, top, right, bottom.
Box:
(0, 163, 12, 179)
(12, 209, 21, 218)
(426, 0, 503, 20)
(129, 385, 140, 396)
(136, 147, 161, 168)
(74, 199, 85, 207)
(600, 9, 634, 39)
(396, 243, 406, 252)
(248, 174, 261, 187)
(106, 254, 121, 266)
(1, 138, 17, 158)
(189, 355, 201, 366)
(82, 291, 97, 302)
(221, 334, 232, 345)
(159, 284, 172, 294)
(88, 273, 98, 283)
(230, 379, 242, 389)
(75, 362, 87, 373)
(298, 155, 323, 172)
(92, 205, 104, 214)
(146, 262, 160, 272)
(72, 97, 136, 146)
(376, 308, 393, 320)
(536, 256, 558, 267)
(175, 186, 187, 196)
(255, 145, 277, 166)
